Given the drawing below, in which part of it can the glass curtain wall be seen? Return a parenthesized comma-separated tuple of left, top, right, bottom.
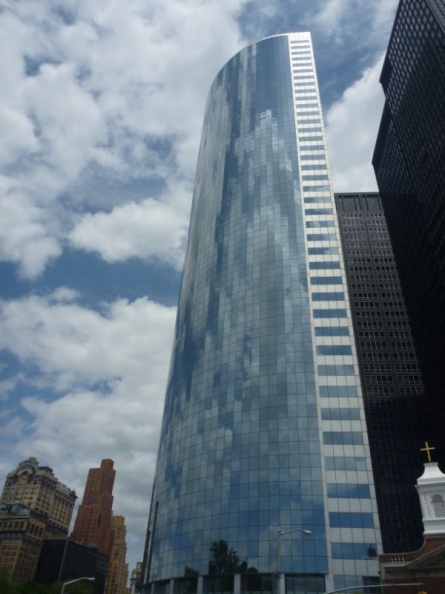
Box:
(144, 33, 381, 594)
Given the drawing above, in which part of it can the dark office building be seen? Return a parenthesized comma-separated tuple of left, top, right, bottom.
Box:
(372, 0, 445, 467)
(335, 192, 430, 553)
(35, 538, 108, 594)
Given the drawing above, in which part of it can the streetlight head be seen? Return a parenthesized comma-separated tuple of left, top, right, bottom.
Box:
(86, 578, 95, 581)
(302, 530, 312, 535)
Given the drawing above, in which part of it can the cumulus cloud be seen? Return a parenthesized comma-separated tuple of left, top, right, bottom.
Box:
(325, 56, 385, 191)
(0, 372, 27, 403)
(0, 107, 39, 166)
(310, 0, 398, 50)
(0, 0, 247, 277)
(312, 0, 348, 38)
(0, 291, 175, 390)
(69, 195, 189, 269)
(0, 189, 62, 278)
(0, 290, 176, 567)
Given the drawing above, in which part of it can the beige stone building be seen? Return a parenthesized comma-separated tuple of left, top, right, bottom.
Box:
(0, 457, 76, 537)
(106, 515, 129, 594)
(129, 561, 142, 594)
(0, 504, 46, 584)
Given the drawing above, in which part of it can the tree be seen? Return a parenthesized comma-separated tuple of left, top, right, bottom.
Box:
(20, 582, 49, 594)
(208, 540, 256, 575)
(0, 569, 21, 594)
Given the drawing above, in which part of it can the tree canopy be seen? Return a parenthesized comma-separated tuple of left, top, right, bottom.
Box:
(0, 572, 94, 594)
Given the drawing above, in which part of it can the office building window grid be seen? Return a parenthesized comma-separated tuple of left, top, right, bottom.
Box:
(335, 192, 431, 553)
(373, 0, 445, 481)
(291, 37, 382, 589)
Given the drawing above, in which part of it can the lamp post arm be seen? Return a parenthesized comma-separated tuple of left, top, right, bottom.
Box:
(280, 528, 312, 537)
(61, 577, 95, 594)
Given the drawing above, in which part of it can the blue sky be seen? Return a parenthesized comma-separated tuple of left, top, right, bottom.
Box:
(0, 0, 398, 576)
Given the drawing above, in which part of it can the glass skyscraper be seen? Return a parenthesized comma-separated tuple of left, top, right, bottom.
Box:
(143, 33, 381, 594)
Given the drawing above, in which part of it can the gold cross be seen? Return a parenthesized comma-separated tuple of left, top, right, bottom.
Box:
(420, 441, 436, 462)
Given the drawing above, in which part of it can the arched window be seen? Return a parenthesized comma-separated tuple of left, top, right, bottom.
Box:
(431, 494, 445, 518)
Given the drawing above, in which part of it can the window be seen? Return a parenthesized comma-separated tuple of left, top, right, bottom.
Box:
(309, 260, 340, 267)
(323, 431, 364, 445)
(310, 277, 343, 285)
(332, 542, 377, 560)
(313, 309, 348, 318)
(329, 512, 374, 528)
(325, 456, 366, 470)
(302, 174, 329, 181)
(308, 246, 339, 255)
(299, 136, 324, 142)
(319, 385, 358, 397)
(432, 494, 445, 518)
(327, 483, 371, 498)
(311, 292, 344, 301)
(307, 221, 336, 229)
(315, 327, 349, 337)
(307, 234, 337, 242)
(317, 345, 352, 356)
(318, 364, 355, 376)
(305, 208, 333, 215)
(321, 408, 360, 420)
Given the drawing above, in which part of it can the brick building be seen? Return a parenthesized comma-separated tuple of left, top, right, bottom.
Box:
(71, 459, 115, 556)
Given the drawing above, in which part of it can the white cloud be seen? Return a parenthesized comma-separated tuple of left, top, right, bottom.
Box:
(0, 189, 62, 278)
(69, 194, 189, 269)
(0, 107, 39, 166)
(25, 62, 108, 180)
(312, 0, 347, 38)
(0, 0, 247, 277)
(0, 372, 27, 402)
(310, 0, 398, 49)
(0, 289, 177, 569)
(0, 292, 175, 390)
(325, 55, 385, 192)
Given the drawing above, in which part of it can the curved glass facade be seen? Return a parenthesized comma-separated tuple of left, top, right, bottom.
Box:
(144, 33, 381, 594)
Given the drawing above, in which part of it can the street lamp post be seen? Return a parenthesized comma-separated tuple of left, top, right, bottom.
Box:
(276, 527, 312, 576)
(61, 577, 95, 594)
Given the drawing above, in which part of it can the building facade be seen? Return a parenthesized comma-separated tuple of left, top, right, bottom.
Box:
(372, 0, 445, 466)
(143, 33, 381, 594)
(0, 504, 46, 584)
(130, 561, 142, 594)
(71, 459, 115, 556)
(35, 538, 109, 594)
(335, 192, 431, 553)
(106, 516, 129, 594)
(0, 457, 76, 538)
